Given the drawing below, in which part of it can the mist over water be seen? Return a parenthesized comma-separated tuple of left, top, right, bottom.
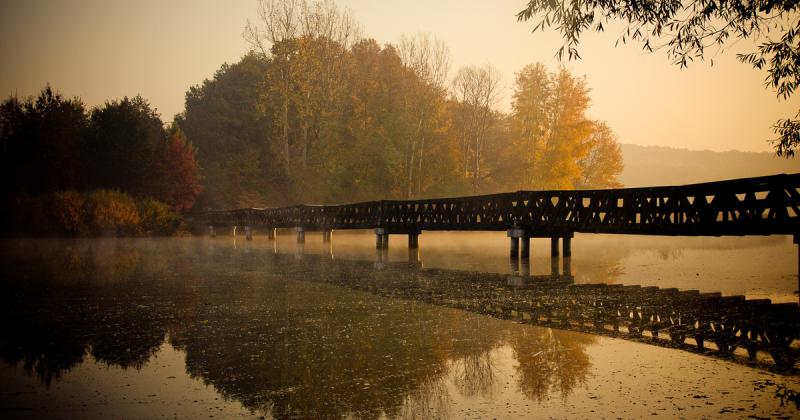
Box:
(0, 235, 798, 418)
(286, 231, 797, 302)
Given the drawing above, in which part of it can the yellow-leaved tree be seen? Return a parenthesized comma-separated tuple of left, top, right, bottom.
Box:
(510, 64, 622, 190)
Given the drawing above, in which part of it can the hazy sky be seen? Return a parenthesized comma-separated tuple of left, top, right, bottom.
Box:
(1, 0, 797, 153)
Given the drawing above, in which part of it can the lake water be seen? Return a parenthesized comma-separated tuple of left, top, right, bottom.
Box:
(0, 233, 798, 418)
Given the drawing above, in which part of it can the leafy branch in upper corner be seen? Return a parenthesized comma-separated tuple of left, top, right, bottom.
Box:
(516, 0, 800, 156)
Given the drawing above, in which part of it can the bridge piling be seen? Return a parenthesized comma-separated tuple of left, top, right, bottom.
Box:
(322, 229, 332, 243)
(408, 248, 420, 266)
(408, 231, 419, 248)
(520, 237, 530, 259)
(509, 237, 519, 258)
(563, 235, 572, 257)
(507, 228, 524, 258)
(208, 225, 216, 238)
(374, 248, 388, 268)
(232, 226, 237, 237)
(245, 226, 252, 241)
(296, 227, 305, 244)
(520, 258, 530, 276)
(550, 238, 559, 257)
(375, 228, 388, 249)
(510, 256, 519, 274)
(326, 240, 334, 259)
(267, 228, 276, 240)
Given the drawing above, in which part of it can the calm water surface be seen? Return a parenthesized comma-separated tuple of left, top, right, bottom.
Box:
(0, 233, 798, 418)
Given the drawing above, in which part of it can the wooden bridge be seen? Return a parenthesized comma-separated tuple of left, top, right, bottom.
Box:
(197, 173, 800, 258)
(196, 174, 800, 365)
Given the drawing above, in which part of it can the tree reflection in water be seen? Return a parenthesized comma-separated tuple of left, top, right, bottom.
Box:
(0, 239, 596, 418)
(451, 351, 497, 399)
(510, 328, 594, 402)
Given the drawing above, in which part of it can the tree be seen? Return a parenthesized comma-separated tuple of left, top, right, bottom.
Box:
(507, 64, 622, 190)
(87, 96, 165, 194)
(397, 33, 451, 198)
(516, 0, 800, 156)
(451, 64, 502, 192)
(244, 0, 302, 194)
(539, 68, 594, 189)
(336, 39, 408, 201)
(289, 35, 351, 202)
(576, 122, 623, 188)
(0, 86, 88, 195)
(244, 0, 361, 202)
(511, 63, 552, 189)
(147, 127, 203, 212)
(178, 52, 280, 208)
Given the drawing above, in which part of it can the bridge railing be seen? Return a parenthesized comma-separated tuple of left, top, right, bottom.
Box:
(198, 173, 800, 236)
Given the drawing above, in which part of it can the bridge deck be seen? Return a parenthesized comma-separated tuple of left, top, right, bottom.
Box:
(198, 173, 800, 237)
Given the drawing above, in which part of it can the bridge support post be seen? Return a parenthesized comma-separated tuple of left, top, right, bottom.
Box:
(322, 229, 332, 243)
(375, 247, 388, 268)
(563, 235, 572, 257)
(408, 231, 420, 248)
(563, 257, 572, 276)
(520, 258, 530, 277)
(551, 256, 559, 277)
(507, 228, 524, 258)
(296, 227, 305, 244)
(267, 228, 276, 240)
(520, 237, 530, 259)
(509, 237, 519, 258)
(375, 228, 388, 249)
(510, 255, 519, 274)
(550, 238, 559, 257)
(232, 226, 237, 237)
(408, 248, 420, 266)
(208, 225, 216, 238)
(245, 226, 252, 241)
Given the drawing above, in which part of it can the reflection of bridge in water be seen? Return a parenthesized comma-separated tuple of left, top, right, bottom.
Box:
(198, 174, 800, 368)
(0, 239, 597, 418)
(275, 249, 800, 372)
(2, 239, 799, 418)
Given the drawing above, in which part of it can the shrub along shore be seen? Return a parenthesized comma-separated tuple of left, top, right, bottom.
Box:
(2, 189, 187, 237)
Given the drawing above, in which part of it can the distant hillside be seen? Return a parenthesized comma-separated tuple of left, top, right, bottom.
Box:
(620, 144, 800, 187)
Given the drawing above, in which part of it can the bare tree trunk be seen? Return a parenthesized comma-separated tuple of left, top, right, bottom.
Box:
(473, 134, 480, 193)
(301, 124, 308, 169)
(416, 133, 425, 195)
(406, 118, 424, 198)
(406, 140, 416, 199)
(282, 75, 291, 198)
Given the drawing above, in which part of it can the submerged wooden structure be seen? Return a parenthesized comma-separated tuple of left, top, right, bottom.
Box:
(274, 254, 800, 371)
